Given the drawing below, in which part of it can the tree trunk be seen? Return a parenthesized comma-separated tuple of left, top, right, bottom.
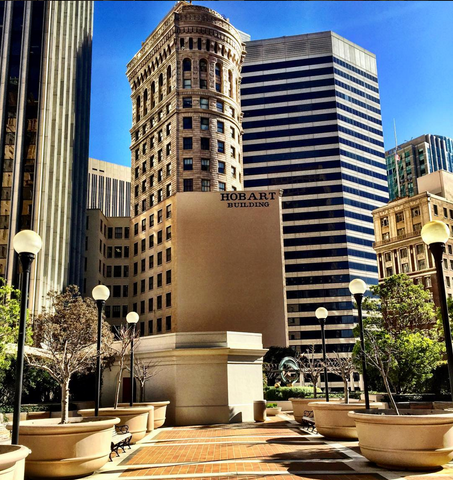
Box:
(60, 378, 70, 424)
(382, 372, 399, 414)
(313, 377, 317, 398)
(344, 379, 349, 404)
(140, 381, 145, 402)
(114, 359, 124, 409)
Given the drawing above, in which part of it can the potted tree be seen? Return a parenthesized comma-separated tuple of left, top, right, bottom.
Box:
(309, 353, 384, 439)
(10, 286, 119, 479)
(79, 325, 152, 441)
(348, 274, 453, 470)
(0, 281, 32, 477)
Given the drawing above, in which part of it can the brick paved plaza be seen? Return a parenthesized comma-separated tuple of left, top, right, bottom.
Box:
(89, 414, 453, 480)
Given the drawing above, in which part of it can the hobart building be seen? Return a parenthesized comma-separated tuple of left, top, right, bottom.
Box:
(120, 1, 288, 346)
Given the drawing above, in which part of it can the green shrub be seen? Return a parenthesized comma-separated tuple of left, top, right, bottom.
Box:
(264, 386, 314, 401)
(266, 403, 277, 408)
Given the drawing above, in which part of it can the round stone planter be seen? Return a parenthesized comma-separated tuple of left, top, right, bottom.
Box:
(0, 445, 31, 480)
(78, 407, 149, 443)
(309, 401, 385, 439)
(7, 416, 119, 479)
(289, 398, 333, 423)
(349, 409, 453, 470)
(119, 401, 169, 429)
(266, 407, 282, 416)
(118, 403, 155, 433)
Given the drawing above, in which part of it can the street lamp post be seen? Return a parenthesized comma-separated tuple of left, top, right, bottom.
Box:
(315, 307, 329, 402)
(349, 278, 369, 409)
(11, 230, 42, 445)
(421, 220, 453, 400)
(126, 312, 139, 406)
(92, 285, 110, 416)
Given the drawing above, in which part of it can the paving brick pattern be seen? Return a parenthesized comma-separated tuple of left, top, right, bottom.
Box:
(115, 416, 453, 479)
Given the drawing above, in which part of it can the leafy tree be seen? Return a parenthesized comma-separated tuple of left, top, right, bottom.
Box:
(25, 286, 114, 423)
(353, 274, 442, 413)
(362, 274, 436, 332)
(0, 281, 22, 369)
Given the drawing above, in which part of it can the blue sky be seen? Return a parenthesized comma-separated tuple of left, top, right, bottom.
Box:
(89, 1, 453, 167)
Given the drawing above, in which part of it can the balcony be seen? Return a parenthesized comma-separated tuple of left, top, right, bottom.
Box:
(373, 230, 420, 248)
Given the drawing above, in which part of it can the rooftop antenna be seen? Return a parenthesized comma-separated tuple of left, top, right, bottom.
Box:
(394, 119, 401, 198)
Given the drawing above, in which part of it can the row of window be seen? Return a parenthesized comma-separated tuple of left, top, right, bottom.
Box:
(182, 96, 236, 118)
(133, 103, 173, 144)
(182, 178, 227, 192)
(131, 271, 172, 295)
(133, 251, 172, 273)
(132, 292, 171, 313)
(135, 144, 171, 172)
(96, 220, 130, 239)
(133, 229, 172, 253)
(180, 37, 236, 61)
(182, 136, 237, 158)
(134, 164, 172, 197)
(183, 158, 238, 178)
(134, 186, 172, 215)
(135, 66, 172, 121)
(183, 117, 237, 138)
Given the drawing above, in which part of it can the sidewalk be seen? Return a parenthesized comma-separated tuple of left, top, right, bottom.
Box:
(88, 413, 453, 480)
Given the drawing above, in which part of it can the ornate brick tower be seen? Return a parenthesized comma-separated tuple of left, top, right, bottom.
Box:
(125, 2, 247, 335)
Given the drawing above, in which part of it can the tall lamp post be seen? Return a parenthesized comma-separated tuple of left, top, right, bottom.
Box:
(126, 312, 139, 406)
(315, 307, 329, 402)
(421, 220, 453, 399)
(92, 285, 110, 416)
(11, 230, 42, 445)
(349, 279, 369, 409)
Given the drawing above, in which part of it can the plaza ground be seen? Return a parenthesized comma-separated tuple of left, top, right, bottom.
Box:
(88, 413, 453, 480)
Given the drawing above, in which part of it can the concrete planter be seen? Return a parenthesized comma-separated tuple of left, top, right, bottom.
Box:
(289, 398, 332, 423)
(265, 407, 282, 416)
(349, 409, 453, 470)
(0, 445, 31, 480)
(119, 401, 169, 430)
(309, 401, 385, 439)
(118, 403, 155, 433)
(78, 407, 149, 443)
(7, 416, 119, 479)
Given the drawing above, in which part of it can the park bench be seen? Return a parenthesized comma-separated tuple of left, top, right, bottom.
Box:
(110, 424, 132, 461)
(301, 410, 316, 433)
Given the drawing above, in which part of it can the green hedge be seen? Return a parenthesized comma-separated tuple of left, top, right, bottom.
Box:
(264, 387, 362, 401)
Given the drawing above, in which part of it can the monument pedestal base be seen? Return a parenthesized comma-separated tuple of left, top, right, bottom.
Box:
(103, 331, 267, 426)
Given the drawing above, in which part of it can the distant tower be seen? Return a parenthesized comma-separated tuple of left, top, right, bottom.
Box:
(125, 2, 246, 335)
(0, 1, 93, 312)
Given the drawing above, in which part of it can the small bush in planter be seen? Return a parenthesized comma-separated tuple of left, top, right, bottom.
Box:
(264, 386, 316, 401)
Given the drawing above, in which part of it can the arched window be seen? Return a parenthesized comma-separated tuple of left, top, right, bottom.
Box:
(151, 81, 156, 109)
(180, 38, 185, 49)
(167, 65, 172, 94)
(151, 81, 155, 94)
(228, 70, 233, 97)
(206, 39, 210, 51)
(189, 38, 193, 50)
(214, 42, 218, 54)
(215, 63, 222, 93)
(183, 58, 191, 72)
(159, 74, 164, 87)
(197, 38, 202, 50)
(136, 96, 141, 121)
(143, 88, 148, 114)
(199, 59, 207, 72)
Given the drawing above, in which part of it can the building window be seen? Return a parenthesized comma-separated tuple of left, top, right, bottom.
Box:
(183, 58, 191, 71)
(149, 214, 154, 227)
(183, 78, 192, 89)
(166, 248, 172, 262)
(217, 141, 225, 153)
(400, 248, 408, 259)
(218, 161, 225, 174)
(184, 158, 193, 170)
(401, 263, 409, 273)
(230, 146, 236, 158)
(157, 296, 162, 310)
(166, 293, 171, 308)
(183, 97, 192, 108)
(382, 232, 390, 241)
(201, 137, 210, 150)
(115, 227, 122, 239)
(166, 143, 171, 156)
(384, 252, 391, 262)
(149, 254, 154, 268)
(157, 273, 162, 287)
(201, 179, 210, 192)
(157, 230, 163, 244)
(217, 121, 224, 134)
(158, 210, 163, 223)
(397, 227, 405, 236)
(183, 179, 193, 192)
(381, 217, 389, 227)
(201, 158, 210, 171)
(200, 118, 209, 130)
(413, 223, 422, 233)
(166, 226, 171, 240)
(166, 270, 172, 284)
(416, 244, 424, 255)
(183, 137, 193, 149)
(418, 259, 427, 270)
(158, 189, 163, 202)
(216, 100, 224, 112)
(230, 126, 235, 139)
(218, 181, 226, 191)
(183, 117, 192, 129)
(157, 318, 162, 332)
(386, 267, 393, 276)
(200, 97, 209, 109)
(166, 205, 172, 219)
(166, 183, 172, 197)
(166, 163, 171, 176)
(149, 276, 154, 290)
(200, 78, 207, 89)
(231, 166, 237, 178)
(411, 207, 420, 217)
(166, 316, 172, 331)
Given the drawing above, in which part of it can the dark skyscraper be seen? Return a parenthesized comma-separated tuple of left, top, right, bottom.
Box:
(0, 1, 93, 311)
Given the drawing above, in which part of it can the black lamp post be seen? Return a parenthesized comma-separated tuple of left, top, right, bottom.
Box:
(126, 311, 139, 406)
(421, 220, 453, 399)
(11, 230, 42, 445)
(92, 285, 110, 416)
(349, 278, 369, 409)
(315, 307, 329, 402)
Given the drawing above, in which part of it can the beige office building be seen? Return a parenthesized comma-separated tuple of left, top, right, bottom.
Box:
(373, 170, 453, 306)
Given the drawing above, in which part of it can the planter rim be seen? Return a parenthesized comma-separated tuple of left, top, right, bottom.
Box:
(6, 416, 120, 435)
(0, 444, 31, 465)
(78, 406, 151, 415)
(349, 409, 453, 425)
(308, 401, 384, 409)
(118, 401, 169, 407)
